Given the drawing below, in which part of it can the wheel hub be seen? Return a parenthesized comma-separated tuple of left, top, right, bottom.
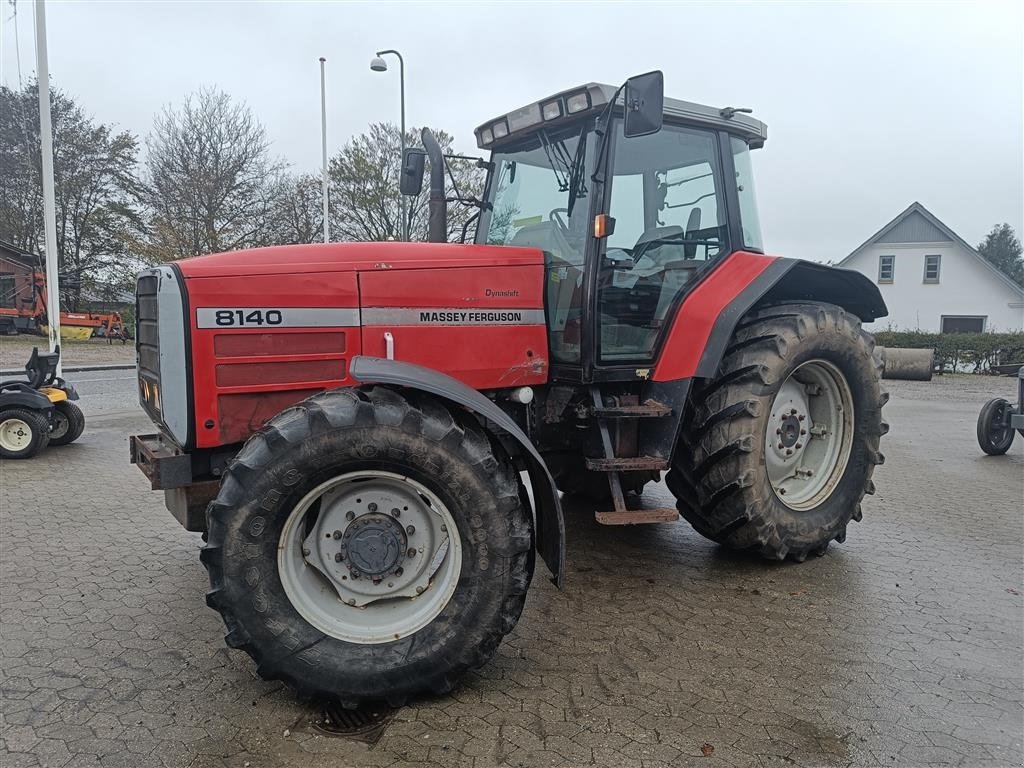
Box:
(341, 513, 408, 577)
(764, 360, 854, 511)
(778, 413, 802, 448)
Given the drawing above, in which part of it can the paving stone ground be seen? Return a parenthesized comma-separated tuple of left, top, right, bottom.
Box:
(1, 374, 1022, 768)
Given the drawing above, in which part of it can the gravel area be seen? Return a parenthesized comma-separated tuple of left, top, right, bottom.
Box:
(0, 334, 134, 371)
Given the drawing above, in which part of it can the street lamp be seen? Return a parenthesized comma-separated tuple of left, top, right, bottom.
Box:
(370, 49, 407, 242)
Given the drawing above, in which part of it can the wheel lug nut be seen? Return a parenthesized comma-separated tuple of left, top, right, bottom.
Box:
(795, 443, 802, 449)
(395, 567, 403, 576)
(790, 409, 797, 415)
(367, 502, 378, 512)
(334, 552, 343, 562)
(391, 507, 401, 517)
(800, 429, 806, 435)
(778, 442, 784, 450)
(416, 586, 425, 594)
(347, 598, 356, 606)
(785, 448, 793, 455)
(406, 525, 415, 535)
(776, 428, 782, 435)
(407, 548, 416, 557)
(302, 548, 311, 557)
(345, 511, 355, 521)
(798, 414, 805, 421)
(332, 529, 343, 539)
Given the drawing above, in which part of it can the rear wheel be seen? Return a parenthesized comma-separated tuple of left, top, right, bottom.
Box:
(0, 408, 50, 459)
(48, 401, 85, 446)
(202, 386, 534, 706)
(666, 302, 888, 561)
(977, 398, 1015, 455)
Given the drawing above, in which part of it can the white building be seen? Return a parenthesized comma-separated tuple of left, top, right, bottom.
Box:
(839, 202, 1024, 333)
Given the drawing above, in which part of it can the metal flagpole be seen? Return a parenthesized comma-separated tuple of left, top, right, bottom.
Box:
(319, 57, 330, 244)
(34, 0, 62, 374)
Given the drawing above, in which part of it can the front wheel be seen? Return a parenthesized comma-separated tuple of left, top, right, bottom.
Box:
(202, 386, 534, 706)
(0, 408, 51, 459)
(977, 398, 1015, 455)
(48, 401, 85, 446)
(667, 302, 888, 561)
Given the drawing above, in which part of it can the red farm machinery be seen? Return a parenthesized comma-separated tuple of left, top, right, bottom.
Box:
(130, 72, 888, 706)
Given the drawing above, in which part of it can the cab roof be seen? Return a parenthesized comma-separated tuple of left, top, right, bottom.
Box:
(474, 82, 768, 151)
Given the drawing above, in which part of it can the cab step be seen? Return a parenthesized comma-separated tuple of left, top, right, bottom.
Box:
(585, 456, 669, 472)
(596, 508, 680, 525)
(592, 400, 672, 419)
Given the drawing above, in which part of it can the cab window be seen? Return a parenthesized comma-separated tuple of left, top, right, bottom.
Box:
(598, 124, 727, 363)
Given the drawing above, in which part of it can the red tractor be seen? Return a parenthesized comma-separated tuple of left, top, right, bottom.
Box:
(130, 72, 888, 707)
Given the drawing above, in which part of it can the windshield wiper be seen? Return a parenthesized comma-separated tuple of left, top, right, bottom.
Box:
(565, 124, 589, 217)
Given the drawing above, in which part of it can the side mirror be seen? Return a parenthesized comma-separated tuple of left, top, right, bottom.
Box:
(623, 70, 664, 138)
(399, 148, 427, 196)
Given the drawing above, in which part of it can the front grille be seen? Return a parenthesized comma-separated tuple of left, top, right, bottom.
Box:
(136, 272, 161, 422)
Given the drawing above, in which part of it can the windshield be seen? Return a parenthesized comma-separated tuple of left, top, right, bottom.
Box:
(477, 122, 594, 365)
(478, 123, 594, 267)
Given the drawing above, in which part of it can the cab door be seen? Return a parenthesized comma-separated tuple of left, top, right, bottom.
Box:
(595, 123, 730, 365)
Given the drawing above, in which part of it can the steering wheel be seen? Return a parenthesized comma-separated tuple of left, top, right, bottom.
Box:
(549, 208, 570, 238)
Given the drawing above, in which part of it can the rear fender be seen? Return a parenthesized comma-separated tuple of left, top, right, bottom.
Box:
(350, 355, 565, 587)
(0, 387, 54, 411)
(654, 253, 887, 382)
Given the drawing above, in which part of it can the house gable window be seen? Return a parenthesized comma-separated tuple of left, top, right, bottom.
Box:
(923, 254, 941, 283)
(941, 315, 985, 333)
(877, 255, 895, 283)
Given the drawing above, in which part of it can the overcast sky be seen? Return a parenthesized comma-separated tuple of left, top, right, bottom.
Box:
(2, 1, 1021, 261)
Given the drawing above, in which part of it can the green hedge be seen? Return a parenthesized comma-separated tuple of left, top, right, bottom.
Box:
(872, 330, 1024, 374)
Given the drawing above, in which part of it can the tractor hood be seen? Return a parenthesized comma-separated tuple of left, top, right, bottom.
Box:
(174, 242, 544, 279)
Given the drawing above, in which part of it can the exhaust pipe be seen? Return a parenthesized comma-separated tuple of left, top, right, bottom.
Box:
(421, 128, 447, 243)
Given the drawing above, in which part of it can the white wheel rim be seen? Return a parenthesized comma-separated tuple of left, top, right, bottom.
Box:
(0, 418, 34, 452)
(765, 359, 855, 511)
(278, 470, 462, 645)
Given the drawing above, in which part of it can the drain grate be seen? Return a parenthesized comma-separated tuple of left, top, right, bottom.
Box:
(313, 702, 397, 743)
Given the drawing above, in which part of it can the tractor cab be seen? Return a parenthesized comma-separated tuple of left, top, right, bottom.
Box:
(468, 73, 768, 378)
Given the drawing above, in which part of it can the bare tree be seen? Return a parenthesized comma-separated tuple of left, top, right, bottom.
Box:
(329, 123, 484, 242)
(144, 88, 284, 260)
(267, 172, 324, 245)
(0, 83, 143, 309)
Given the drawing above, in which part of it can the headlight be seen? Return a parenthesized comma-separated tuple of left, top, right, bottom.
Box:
(492, 120, 509, 139)
(566, 92, 590, 114)
(480, 128, 493, 145)
(541, 100, 562, 121)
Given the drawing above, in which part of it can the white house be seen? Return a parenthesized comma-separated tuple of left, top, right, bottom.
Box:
(838, 202, 1024, 333)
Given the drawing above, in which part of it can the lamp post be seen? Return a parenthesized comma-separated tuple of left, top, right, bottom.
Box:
(35, 0, 62, 372)
(319, 57, 330, 243)
(370, 49, 407, 242)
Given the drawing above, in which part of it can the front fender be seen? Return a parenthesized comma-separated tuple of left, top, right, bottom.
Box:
(350, 355, 565, 587)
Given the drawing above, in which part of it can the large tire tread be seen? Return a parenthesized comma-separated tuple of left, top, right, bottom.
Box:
(202, 385, 533, 706)
(667, 302, 888, 561)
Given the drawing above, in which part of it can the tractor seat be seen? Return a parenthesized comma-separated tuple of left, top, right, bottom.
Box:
(23, 346, 60, 388)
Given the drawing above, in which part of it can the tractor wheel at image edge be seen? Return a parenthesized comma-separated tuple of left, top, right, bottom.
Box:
(201, 386, 534, 706)
(976, 398, 1015, 455)
(0, 408, 51, 459)
(666, 302, 888, 561)
(48, 401, 86, 446)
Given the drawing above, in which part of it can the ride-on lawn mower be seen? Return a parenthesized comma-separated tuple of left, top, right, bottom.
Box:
(977, 366, 1024, 455)
(129, 71, 889, 707)
(0, 346, 85, 459)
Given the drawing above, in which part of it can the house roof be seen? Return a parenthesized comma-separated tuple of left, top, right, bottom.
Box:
(839, 202, 1024, 297)
(0, 239, 40, 269)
